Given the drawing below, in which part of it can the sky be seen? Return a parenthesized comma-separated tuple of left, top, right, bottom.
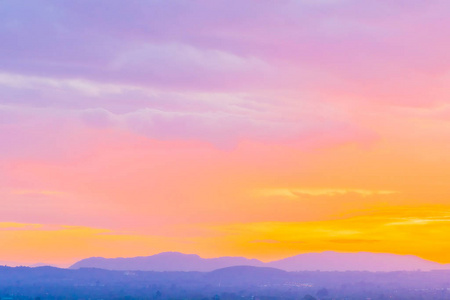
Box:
(2, 0, 450, 267)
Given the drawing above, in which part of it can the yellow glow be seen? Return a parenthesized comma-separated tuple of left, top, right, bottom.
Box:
(2, 204, 450, 266)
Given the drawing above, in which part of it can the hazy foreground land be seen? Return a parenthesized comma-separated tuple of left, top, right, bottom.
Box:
(1, 265, 450, 300)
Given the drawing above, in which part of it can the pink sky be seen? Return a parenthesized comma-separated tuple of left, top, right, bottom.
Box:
(2, 0, 450, 266)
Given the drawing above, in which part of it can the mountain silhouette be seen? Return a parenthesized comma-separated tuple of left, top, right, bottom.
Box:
(70, 252, 264, 271)
(70, 251, 450, 272)
(267, 251, 449, 272)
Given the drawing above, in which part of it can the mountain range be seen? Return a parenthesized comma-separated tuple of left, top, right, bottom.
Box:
(69, 251, 450, 272)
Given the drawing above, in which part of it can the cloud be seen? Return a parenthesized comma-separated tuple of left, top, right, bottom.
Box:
(387, 217, 450, 226)
(255, 188, 398, 198)
(10, 189, 66, 197)
(1, 1, 449, 105)
(0, 222, 42, 230)
(0, 72, 374, 151)
(120, 108, 371, 149)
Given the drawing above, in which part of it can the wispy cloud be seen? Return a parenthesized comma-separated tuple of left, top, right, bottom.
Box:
(11, 189, 66, 197)
(254, 188, 398, 198)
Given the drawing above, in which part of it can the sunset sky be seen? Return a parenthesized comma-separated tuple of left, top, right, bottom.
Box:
(2, 0, 450, 267)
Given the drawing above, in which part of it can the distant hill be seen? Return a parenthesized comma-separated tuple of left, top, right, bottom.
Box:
(267, 251, 449, 272)
(29, 263, 57, 268)
(0, 261, 56, 268)
(0, 260, 25, 267)
(210, 265, 287, 278)
(70, 252, 264, 271)
(70, 251, 450, 272)
(208, 266, 288, 285)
